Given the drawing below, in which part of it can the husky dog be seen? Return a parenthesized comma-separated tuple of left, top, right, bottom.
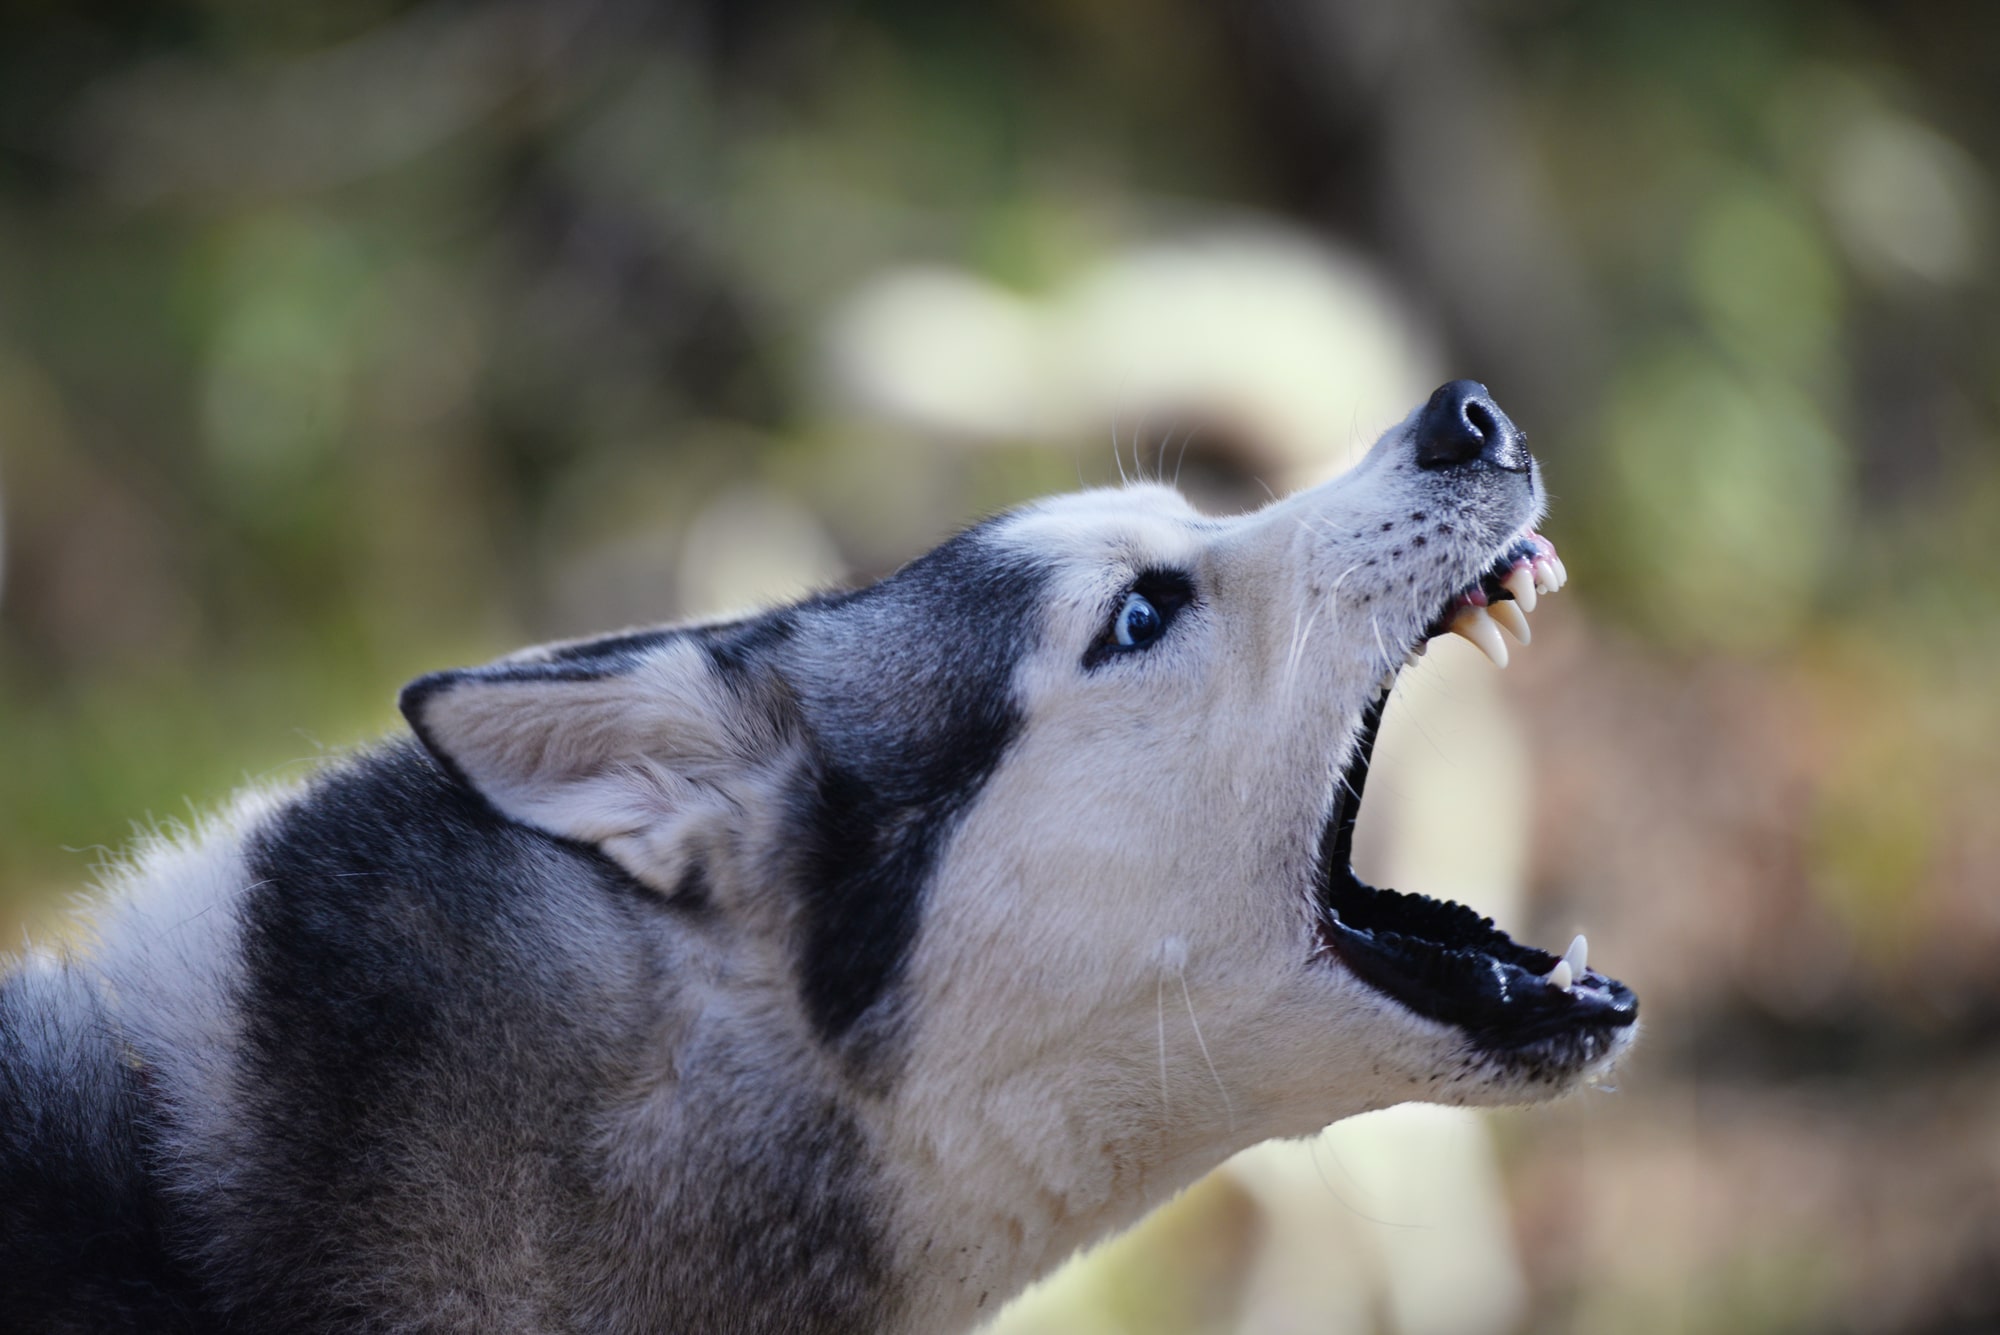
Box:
(1, 381, 1634, 1334)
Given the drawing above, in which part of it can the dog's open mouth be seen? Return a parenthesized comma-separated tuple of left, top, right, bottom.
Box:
(1312, 534, 1639, 1050)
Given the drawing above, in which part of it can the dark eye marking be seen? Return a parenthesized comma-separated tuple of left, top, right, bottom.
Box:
(1082, 569, 1196, 670)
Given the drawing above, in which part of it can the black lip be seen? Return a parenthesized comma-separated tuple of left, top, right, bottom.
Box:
(1312, 693, 1639, 1050)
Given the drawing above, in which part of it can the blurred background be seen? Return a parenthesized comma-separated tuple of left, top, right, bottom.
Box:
(3, 1, 1998, 1331)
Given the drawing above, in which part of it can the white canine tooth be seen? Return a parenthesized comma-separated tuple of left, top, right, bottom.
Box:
(1533, 559, 1558, 596)
(1562, 934, 1588, 979)
(1448, 605, 1509, 669)
(1545, 959, 1573, 992)
(1501, 564, 1538, 613)
(1488, 600, 1532, 645)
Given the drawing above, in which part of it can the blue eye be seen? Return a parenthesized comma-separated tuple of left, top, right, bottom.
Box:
(1083, 571, 1195, 669)
(1113, 593, 1165, 648)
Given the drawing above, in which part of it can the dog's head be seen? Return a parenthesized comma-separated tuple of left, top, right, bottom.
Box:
(402, 378, 1634, 1185)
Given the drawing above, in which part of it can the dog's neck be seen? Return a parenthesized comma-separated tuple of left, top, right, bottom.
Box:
(869, 1027, 1337, 1334)
(876, 1071, 1180, 1331)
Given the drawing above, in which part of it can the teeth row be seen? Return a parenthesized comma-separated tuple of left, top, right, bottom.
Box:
(1445, 552, 1569, 670)
(1545, 934, 1588, 992)
(1532, 553, 1570, 596)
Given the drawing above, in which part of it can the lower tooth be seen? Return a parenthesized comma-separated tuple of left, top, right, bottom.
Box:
(1546, 959, 1574, 992)
(1448, 605, 1509, 669)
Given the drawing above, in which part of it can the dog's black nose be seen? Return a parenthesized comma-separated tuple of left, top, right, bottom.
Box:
(1412, 380, 1530, 473)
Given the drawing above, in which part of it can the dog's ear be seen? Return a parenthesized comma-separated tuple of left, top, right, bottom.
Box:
(399, 633, 795, 891)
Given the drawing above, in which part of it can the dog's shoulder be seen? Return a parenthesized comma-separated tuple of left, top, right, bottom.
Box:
(0, 958, 226, 1332)
(1, 740, 682, 1332)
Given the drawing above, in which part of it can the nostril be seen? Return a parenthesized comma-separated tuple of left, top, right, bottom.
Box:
(1413, 380, 1490, 470)
(1412, 379, 1528, 472)
(1463, 398, 1498, 446)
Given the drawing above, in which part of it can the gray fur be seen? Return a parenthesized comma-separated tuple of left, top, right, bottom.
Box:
(1, 389, 1638, 1333)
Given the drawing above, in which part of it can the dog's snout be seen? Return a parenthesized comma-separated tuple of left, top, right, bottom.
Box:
(1412, 380, 1530, 473)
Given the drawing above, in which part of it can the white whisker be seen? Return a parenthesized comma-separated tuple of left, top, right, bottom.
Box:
(1280, 606, 1305, 695)
(1175, 965, 1234, 1130)
(1306, 1136, 1427, 1228)
(1282, 556, 1365, 700)
(1173, 425, 1198, 487)
(1282, 606, 1320, 700)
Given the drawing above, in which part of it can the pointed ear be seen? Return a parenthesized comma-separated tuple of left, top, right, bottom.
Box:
(399, 633, 794, 891)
